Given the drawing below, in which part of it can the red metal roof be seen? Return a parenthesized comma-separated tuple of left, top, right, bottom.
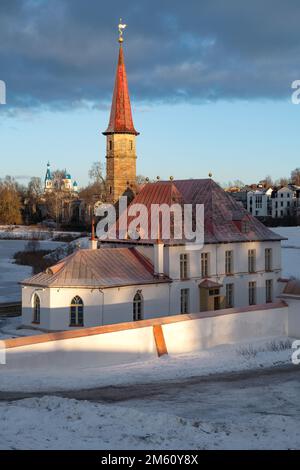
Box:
(103, 45, 139, 136)
(199, 279, 223, 289)
(21, 248, 170, 288)
(113, 179, 284, 244)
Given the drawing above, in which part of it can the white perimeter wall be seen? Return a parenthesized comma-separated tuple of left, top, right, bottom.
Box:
(6, 306, 290, 371)
(5, 326, 156, 370)
(163, 306, 288, 355)
(287, 299, 300, 338)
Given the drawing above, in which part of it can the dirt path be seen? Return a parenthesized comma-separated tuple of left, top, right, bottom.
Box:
(0, 363, 298, 404)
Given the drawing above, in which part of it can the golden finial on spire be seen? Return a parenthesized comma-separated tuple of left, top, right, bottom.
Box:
(118, 18, 127, 43)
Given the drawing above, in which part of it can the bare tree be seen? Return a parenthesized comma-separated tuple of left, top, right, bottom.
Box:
(259, 175, 273, 188)
(0, 177, 22, 224)
(28, 177, 43, 201)
(291, 168, 300, 186)
(276, 177, 290, 187)
(89, 162, 105, 185)
(232, 179, 245, 189)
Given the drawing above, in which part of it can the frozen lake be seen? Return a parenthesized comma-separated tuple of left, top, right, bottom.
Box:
(272, 226, 300, 279)
(0, 240, 63, 303)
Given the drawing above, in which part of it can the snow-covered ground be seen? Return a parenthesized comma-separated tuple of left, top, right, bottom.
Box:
(0, 240, 65, 302)
(0, 316, 41, 340)
(0, 225, 81, 241)
(0, 336, 294, 392)
(3, 388, 298, 451)
(0, 338, 298, 450)
(272, 226, 300, 278)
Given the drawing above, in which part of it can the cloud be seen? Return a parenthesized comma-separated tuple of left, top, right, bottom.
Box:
(0, 0, 299, 111)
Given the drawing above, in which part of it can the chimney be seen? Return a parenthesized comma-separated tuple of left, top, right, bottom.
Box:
(154, 239, 164, 277)
(89, 217, 98, 250)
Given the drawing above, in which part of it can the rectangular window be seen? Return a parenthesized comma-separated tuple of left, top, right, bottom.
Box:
(180, 289, 190, 314)
(249, 281, 257, 305)
(180, 254, 189, 280)
(201, 253, 209, 277)
(256, 195, 263, 209)
(248, 249, 256, 273)
(242, 221, 250, 233)
(266, 279, 273, 303)
(226, 283, 234, 308)
(265, 248, 272, 271)
(225, 250, 233, 275)
(209, 289, 220, 296)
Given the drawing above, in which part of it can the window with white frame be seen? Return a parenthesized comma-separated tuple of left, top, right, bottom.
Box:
(33, 294, 41, 324)
(133, 292, 143, 321)
(265, 248, 272, 271)
(180, 253, 189, 280)
(70, 296, 84, 327)
(201, 252, 209, 277)
(180, 288, 190, 314)
(225, 250, 233, 275)
(248, 249, 256, 273)
(256, 195, 263, 209)
(266, 279, 273, 303)
(249, 281, 256, 305)
(226, 284, 234, 308)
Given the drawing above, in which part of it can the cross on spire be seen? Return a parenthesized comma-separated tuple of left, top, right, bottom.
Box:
(103, 33, 139, 136)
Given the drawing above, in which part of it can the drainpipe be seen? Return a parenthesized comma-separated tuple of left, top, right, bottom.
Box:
(98, 288, 104, 325)
(154, 239, 164, 277)
(89, 217, 98, 250)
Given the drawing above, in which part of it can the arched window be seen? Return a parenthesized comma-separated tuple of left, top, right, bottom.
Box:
(133, 292, 143, 321)
(70, 296, 84, 327)
(33, 294, 40, 324)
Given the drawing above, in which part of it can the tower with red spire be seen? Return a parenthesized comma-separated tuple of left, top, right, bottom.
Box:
(103, 23, 139, 204)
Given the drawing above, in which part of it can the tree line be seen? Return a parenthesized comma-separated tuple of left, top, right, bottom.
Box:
(0, 162, 148, 225)
(223, 168, 300, 191)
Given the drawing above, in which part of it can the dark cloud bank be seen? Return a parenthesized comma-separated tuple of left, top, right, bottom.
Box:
(0, 0, 299, 110)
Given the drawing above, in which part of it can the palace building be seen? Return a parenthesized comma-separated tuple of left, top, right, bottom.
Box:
(21, 28, 285, 332)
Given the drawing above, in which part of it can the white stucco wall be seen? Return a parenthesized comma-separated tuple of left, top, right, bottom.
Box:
(22, 283, 171, 331)
(166, 241, 282, 312)
(162, 306, 288, 355)
(7, 305, 291, 371)
(5, 326, 156, 370)
(287, 298, 300, 338)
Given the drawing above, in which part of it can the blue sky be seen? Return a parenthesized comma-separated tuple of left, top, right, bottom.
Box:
(1, 98, 299, 187)
(0, 0, 300, 187)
